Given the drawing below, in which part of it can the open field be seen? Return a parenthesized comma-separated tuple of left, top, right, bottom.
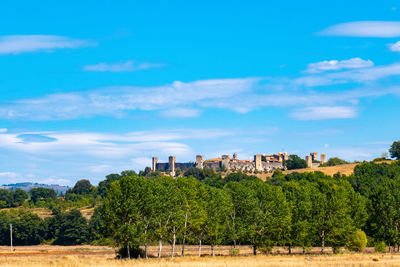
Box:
(253, 160, 396, 180)
(0, 245, 398, 267)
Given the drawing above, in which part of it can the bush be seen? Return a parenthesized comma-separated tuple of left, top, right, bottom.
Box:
(229, 248, 240, 256)
(374, 241, 386, 253)
(346, 230, 368, 252)
(117, 246, 145, 259)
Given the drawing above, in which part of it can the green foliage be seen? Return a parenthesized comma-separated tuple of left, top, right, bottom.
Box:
(284, 155, 307, 170)
(390, 141, 400, 159)
(0, 189, 13, 207)
(320, 157, 349, 167)
(12, 189, 28, 206)
(117, 246, 145, 259)
(229, 248, 240, 256)
(183, 167, 218, 181)
(0, 210, 45, 245)
(29, 187, 57, 204)
(374, 241, 386, 252)
(224, 172, 258, 183)
(67, 179, 94, 195)
(346, 230, 367, 252)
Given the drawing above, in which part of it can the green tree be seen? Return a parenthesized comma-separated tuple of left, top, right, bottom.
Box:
(12, 189, 28, 207)
(368, 177, 400, 251)
(29, 187, 57, 204)
(101, 175, 146, 258)
(53, 209, 89, 245)
(68, 179, 94, 195)
(390, 141, 400, 159)
(97, 173, 121, 198)
(175, 177, 207, 256)
(0, 189, 12, 208)
(224, 181, 258, 248)
(284, 155, 307, 170)
(346, 230, 367, 252)
(204, 187, 233, 256)
(150, 177, 183, 258)
(246, 180, 291, 255)
(282, 180, 314, 254)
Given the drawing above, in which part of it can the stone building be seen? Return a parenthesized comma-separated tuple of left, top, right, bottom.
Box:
(305, 152, 327, 168)
(152, 152, 286, 175)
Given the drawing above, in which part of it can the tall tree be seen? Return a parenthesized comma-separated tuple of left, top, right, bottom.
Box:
(204, 187, 233, 256)
(101, 176, 145, 258)
(390, 141, 400, 159)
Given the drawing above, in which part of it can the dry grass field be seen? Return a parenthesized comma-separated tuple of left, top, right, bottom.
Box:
(0, 245, 398, 267)
(253, 160, 396, 180)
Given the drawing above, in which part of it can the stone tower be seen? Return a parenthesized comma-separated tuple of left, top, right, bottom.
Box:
(196, 155, 204, 169)
(168, 156, 176, 176)
(320, 154, 327, 164)
(306, 155, 312, 168)
(221, 155, 230, 170)
(152, 157, 158, 171)
(254, 154, 262, 171)
(310, 152, 318, 161)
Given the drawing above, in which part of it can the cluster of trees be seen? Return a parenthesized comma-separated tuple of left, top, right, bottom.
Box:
(0, 208, 93, 245)
(0, 189, 28, 208)
(100, 170, 370, 258)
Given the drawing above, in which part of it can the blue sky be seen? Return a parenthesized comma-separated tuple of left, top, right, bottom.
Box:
(1, 0, 400, 186)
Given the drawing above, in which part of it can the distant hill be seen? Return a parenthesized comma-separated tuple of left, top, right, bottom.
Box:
(0, 182, 70, 194)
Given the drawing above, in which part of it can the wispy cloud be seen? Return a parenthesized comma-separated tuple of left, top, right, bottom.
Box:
(0, 35, 94, 54)
(389, 41, 400, 51)
(159, 108, 201, 118)
(1, 61, 400, 121)
(0, 78, 260, 120)
(319, 21, 400, 37)
(83, 60, 165, 72)
(290, 106, 357, 120)
(306, 58, 373, 73)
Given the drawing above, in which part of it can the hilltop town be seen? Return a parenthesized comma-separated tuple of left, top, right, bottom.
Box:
(152, 152, 327, 176)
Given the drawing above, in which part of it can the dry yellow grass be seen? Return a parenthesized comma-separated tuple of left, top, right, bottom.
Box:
(1, 253, 400, 267)
(254, 160, 396, 180)
(0, 245, 398, 267)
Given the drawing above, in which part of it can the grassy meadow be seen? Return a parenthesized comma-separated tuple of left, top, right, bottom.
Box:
(0, 245, 397, 267)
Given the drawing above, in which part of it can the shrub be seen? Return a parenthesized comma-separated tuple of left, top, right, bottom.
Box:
(229, 248, 240, 256)
(117, 246, 145, 259)
(374, 241, 386, 253)
(346, 230, 368, 252)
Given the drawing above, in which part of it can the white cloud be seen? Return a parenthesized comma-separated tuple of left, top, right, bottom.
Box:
(83, 60, 165, 72)
(159, 108, 201, 118)
(0, 128, 234, 157)
(0, 78, 259, 120)
(0, 128, 7, 133)
(306, 58, 373, 73)
(290, 106, 357, 120)
(0, 35, 94, 54)
(319, 21, 400, 37)
(0, 172, 18, 179)
(389, 41, 400, 51)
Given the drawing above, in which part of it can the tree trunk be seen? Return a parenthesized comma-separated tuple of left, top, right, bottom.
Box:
(171, 229, 176, 258)
(158, 238, 162, 258)
(211, 245, 215, 257)
(181, 211, 188, 256)
(233, 239, 237, 249)
(127, 244, 130, 259)
(253, 245, 257, 255)
(302, 247, 305, 255)
(321, 230, 325, 254)
(288, 244, 292, 255)
(144, 227, 148, 259)
(198, 239, 202, 257)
